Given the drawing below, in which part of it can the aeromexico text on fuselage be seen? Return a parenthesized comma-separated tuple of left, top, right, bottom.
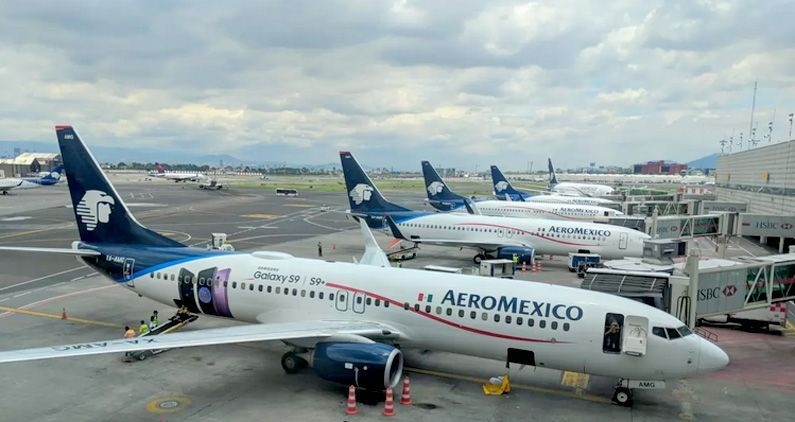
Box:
(439, 290, 584, 321)
(389, 213, 614, 238)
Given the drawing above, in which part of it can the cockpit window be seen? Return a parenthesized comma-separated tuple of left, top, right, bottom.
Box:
(677, 325, 693, 337)
(665, 328, 681, 339)
(652, 327, 667, 339)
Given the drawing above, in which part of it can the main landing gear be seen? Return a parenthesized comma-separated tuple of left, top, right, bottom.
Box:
(280, 350, 309, 374)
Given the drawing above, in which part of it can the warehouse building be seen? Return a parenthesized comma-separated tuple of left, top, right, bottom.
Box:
(0, 152, 61, 178)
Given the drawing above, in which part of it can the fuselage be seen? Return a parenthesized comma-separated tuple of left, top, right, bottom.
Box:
(444, 200, 623, 222)
(391, 213, 648, 259)
(83, 244, 723, 381)
(551, 182, 614, 197)
(524, 194, 616, 207)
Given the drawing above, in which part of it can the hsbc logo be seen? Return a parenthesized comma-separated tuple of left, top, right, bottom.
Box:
(699, 285, 738, 301)
(782, 223, 793, 230)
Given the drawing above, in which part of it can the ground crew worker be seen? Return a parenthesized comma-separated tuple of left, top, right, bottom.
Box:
(512, 253, 519, 270)
(151, 310, 159, 327)
(317, 242, 323, 257)
(395, 261, 402, 268)
(148, 316, 157, 331)
(138, 320, 149, 335)
(124, 326, 136, 338)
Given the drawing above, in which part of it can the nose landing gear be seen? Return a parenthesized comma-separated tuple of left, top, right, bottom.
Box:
(612, 384, 633, 407)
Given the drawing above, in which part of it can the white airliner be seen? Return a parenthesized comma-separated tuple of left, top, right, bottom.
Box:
(344, 152, 647, 264)
(0, 127, 729, 408)
(422, 160, 622, 222)
(548, 158, 615, 197)
(523, 193, 617, 207)
(0, 165, 64, 195)
(149, 162, 202, 182)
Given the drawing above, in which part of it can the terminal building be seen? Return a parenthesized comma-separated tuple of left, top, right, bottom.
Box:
(716, 140, 795, 215)
(0, 152, 61, 178)
(716, 139, 795, 252)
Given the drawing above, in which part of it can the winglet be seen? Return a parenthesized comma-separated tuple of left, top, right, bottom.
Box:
(384, 215, 407, 240)
(357, 219, 391, 267)
(463, 198, 481, 215)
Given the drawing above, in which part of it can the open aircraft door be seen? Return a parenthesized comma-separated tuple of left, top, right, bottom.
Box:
(622, 315, 648, 356)
(122, 258, 135, 287)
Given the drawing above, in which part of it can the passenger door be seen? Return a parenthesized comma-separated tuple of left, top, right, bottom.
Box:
(619, 232, 628, 250)
(335, 290, 349, 312)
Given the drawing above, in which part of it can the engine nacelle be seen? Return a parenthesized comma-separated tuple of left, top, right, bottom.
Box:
(496, 245, 535, 264)
(311, 342, 403, 390)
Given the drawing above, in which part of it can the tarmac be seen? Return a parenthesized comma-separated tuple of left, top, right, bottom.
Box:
(0, 177, 794, 421)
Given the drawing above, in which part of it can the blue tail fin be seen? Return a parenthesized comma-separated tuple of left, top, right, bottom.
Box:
(490, 165, 529, 201)
(548, 158, 558, 186)
(421, 161, 466, 211)
(40, 164, 64, 184)
(56, 125, 184, 247)
(339, 151, 411, 215)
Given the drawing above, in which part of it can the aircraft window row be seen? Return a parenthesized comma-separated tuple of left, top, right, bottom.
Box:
(405, 303, 569, 331)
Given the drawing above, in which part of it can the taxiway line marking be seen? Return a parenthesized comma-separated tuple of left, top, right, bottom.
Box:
(0, 305, 122, 328)
(0, 284, 118, 319)
(0, 223, 74, 241)
(0, 266, 88, 292)
(405, 367, 611, 404)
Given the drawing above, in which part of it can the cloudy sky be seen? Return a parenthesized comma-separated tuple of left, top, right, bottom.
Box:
(1, 0, 794, 170)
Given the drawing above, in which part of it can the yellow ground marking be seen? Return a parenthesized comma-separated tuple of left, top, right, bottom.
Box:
(561, 371, 590, 395)
(145, 395, 191, 414)
(0, 306, 122, 328)
(0, 223, 73, 240)
(406, 367, 610, 404)
(283, 204, 314, 208)
(241, 213, 280, 219)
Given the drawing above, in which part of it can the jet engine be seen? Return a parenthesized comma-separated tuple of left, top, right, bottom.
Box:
(311, 342, 403, 390)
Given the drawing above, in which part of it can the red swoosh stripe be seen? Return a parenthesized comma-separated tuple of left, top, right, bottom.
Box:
(325, 282, 568, 344)
(456, 222, 593, 247)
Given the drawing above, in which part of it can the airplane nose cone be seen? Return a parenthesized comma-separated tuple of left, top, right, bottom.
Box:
(698, 338, 730, 374)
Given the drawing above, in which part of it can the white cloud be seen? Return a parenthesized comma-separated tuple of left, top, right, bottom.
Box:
(0, 1, 794, 169)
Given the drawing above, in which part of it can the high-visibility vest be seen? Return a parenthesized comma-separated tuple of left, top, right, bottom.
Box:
(139, 324, 149, 335)
(512, 254, 518, 263)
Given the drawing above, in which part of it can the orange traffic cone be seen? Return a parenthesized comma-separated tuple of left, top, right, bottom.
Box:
(400, 376, 412, 405)
(521, 262, 526, 272)
(383, 386, 396, 416)
(61, 308, 67, 320)
(345, 385, 358, 415)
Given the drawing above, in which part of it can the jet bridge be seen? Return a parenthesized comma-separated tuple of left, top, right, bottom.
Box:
(582, 251, 795, 330)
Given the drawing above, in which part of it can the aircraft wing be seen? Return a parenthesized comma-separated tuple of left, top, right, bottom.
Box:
(0, 246, 101, 256)
(357, 218, 391, 267)
(383, 215, 531, 251)
(0, 320, 400, 364)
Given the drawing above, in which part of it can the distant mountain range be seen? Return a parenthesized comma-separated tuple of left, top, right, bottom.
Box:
(0, 140, 339, 169)
(1, 139, 720, 171)
(687, 153, 719, 169)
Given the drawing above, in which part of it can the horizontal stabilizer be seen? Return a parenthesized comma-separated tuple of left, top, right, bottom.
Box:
(0, 246, 100, 256)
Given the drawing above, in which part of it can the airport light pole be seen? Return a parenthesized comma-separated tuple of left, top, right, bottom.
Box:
(789, 113, 794, 140)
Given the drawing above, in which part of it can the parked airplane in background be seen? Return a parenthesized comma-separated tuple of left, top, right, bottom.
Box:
(0, 127, 729, 407)
(149, 163, 202, 182)
(343, 152, 648, 263)
(548, 158, 615, 197)
(423, 161, 622, 222)
(0, 164, 64, 195)
(491, 164, 617, 207)
(491, 164, 534, 201)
